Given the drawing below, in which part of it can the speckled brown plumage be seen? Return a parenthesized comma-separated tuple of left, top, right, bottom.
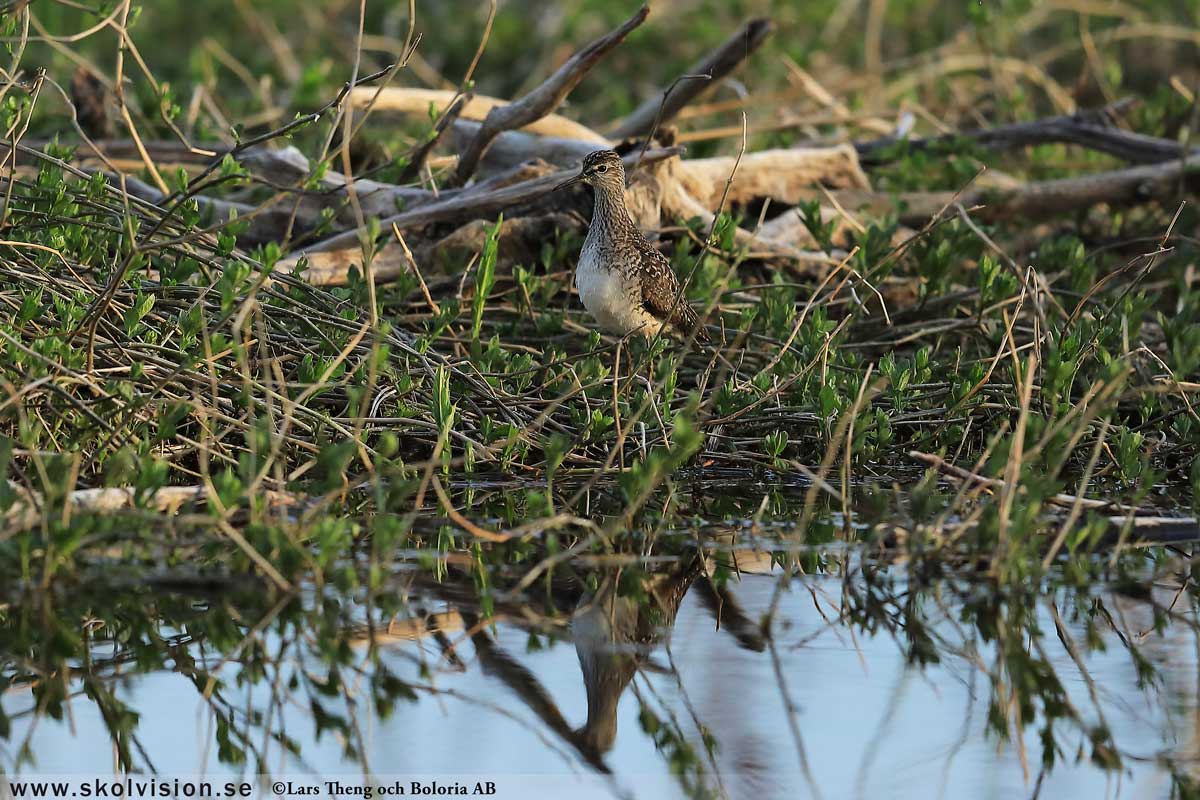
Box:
(561, 150, 709, 343)
(632, 235, 708, 342)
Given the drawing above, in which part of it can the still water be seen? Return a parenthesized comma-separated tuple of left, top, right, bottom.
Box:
(4, 554, 1198, 800)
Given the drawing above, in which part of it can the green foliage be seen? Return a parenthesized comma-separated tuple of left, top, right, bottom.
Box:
(471, 216, 502, 342)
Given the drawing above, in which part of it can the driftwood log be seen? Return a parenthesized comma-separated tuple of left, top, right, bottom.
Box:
(825, 154, 1200, 227)
(348, 87, 608, 145)
(289, 212, 580, 287)
(11, 10, 1196, 291)
(279, 143, 868, 282)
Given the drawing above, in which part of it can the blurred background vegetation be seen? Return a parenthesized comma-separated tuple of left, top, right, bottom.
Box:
(17, 1, 1199, 166)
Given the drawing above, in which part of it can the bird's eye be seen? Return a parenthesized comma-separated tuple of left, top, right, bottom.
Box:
(595, 164, 608, 173)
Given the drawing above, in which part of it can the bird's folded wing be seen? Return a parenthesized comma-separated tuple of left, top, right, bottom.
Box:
(637, 243, 707, 341)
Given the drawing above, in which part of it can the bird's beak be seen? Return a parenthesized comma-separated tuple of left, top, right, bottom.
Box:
(554, 172, 584, 191)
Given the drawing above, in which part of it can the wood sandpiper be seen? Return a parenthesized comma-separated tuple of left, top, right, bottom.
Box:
(556, 150, 709, 344)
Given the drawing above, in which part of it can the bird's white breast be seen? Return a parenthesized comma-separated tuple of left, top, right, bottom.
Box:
(576, 239, 662, 338)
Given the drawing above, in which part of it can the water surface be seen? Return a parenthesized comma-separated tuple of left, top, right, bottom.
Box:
(5, 550, 1197, 799)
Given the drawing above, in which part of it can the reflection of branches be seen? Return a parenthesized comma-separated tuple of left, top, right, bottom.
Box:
(78, 671, 153, 772)
(4, 631, 202, 690)
(629, 671, 721, 800)
(9, 522, 1200, 794)
(416, 535, 1189, 794)
(663, 642, 726, 790)
(1048, 600, 1113, 736)
(935, 664, 979, 800)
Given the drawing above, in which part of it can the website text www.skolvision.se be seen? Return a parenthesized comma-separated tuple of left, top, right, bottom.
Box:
(3, 779, 252, 799)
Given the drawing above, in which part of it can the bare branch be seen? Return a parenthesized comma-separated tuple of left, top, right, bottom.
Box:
(856, 101, 1184, 165)
(294, 146, 680, 255)
(610, 17, 773, 140)
(828, 155, 1200, 225)
(453, 5, 649, 183)
(398, 91, 472, 183)
(451, 120, 595, 172)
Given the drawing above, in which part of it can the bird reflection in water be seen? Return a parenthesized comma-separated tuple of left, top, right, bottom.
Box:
(429, 548, 767, 772)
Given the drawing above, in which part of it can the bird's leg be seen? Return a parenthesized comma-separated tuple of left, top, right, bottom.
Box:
(612, 336, 624, 471)
(627, 339, 638, 400)
(644, 348, 655, 404)
(642, 332, 660, 402)
(644, 366, 668, 435)
(633, 340, 643, 398)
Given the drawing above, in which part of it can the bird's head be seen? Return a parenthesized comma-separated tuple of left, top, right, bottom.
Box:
(555, 149, 626, 192)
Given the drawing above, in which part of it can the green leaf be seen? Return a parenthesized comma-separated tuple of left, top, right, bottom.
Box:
(472, 215, 502, 341)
